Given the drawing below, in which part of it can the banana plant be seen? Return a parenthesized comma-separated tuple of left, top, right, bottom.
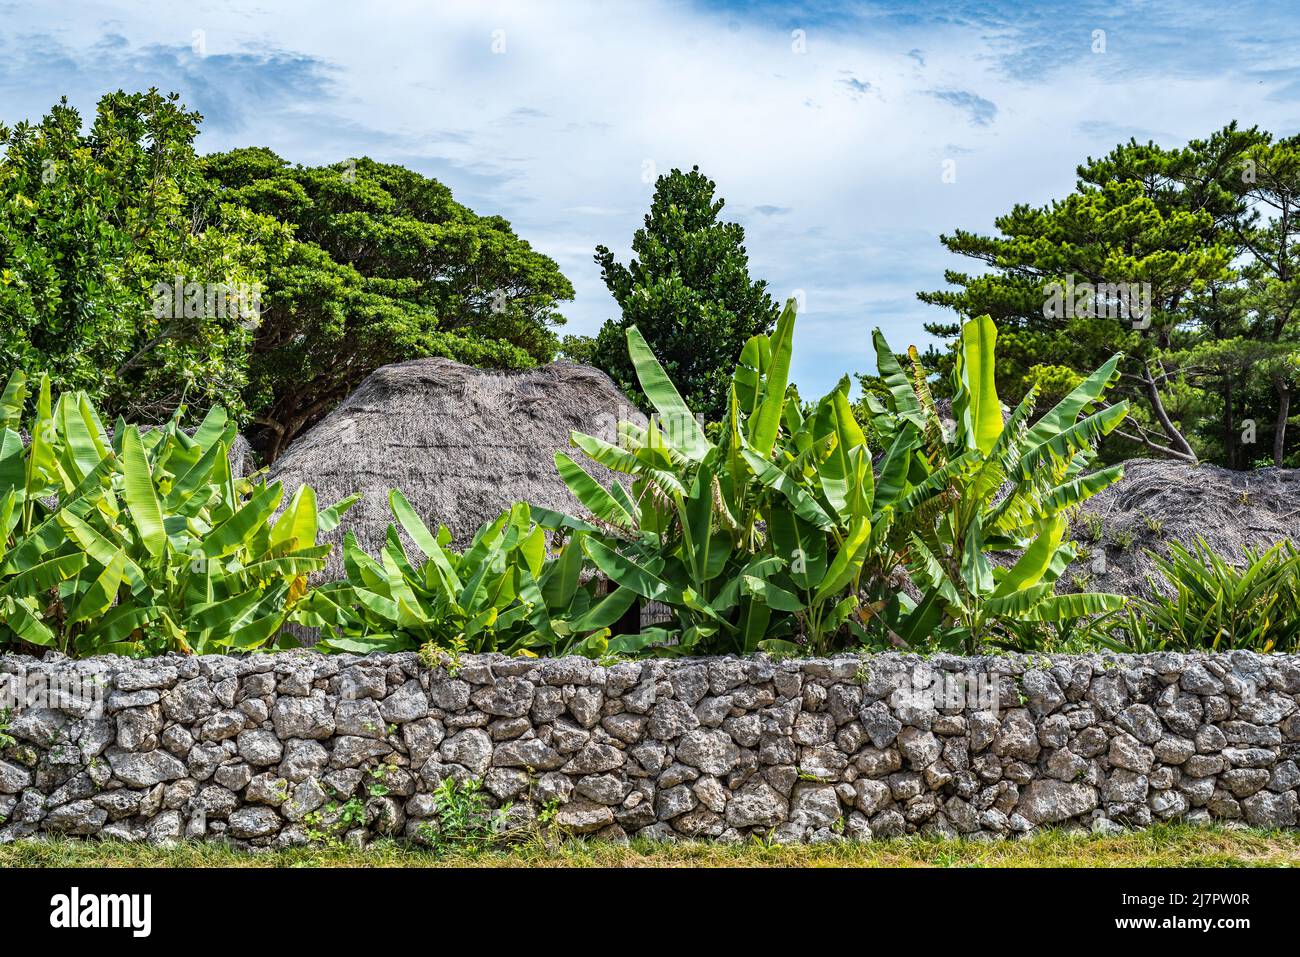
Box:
(861, 315, 1130, 651)
(573, 457, 804, 656)
(546, 299, 888, 656)
(0, 369, 357, 656)
(303, 492, 634, 657)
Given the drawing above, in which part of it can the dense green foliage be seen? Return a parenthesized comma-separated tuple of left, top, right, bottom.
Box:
(322, 304, 1300, 660)
(0, 90, 574, 462)
(2, 302, 1292, 660)
(855, 316, 1128, 651)
(281, 303, 1133, 659)
(554, 302, 878, 656)
(540, 304, 1125, 656)
(1119, 538, 1300, 652)
(921, 124, 1300, 469)
(0, 369, 356, 656)
(202, 149, 574, 459)
(576, 166, 778, 423)
(299, 493, 629, 657)
(0, 90, 271, 423)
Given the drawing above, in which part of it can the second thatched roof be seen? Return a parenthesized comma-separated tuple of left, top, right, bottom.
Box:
(267, 357, 645, 579)
(1071, 458, 1300, 597)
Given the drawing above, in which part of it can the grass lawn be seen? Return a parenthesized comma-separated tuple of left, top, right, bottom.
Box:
(2, 824, 1298, 868)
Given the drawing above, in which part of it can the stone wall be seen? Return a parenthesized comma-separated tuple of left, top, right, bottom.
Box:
(1, 650, 1298, 847)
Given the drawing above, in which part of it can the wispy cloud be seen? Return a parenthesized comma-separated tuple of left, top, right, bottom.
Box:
(0, 30, 342, 142)
(925, 89, 998, 126)
(839, 72, 872, 97)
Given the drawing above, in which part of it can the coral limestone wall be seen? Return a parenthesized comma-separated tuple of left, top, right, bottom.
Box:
(1, 651, 1297, 847)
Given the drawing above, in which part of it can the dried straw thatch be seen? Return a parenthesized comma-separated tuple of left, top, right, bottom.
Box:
(1070, 459, 1300, 597)
(227, 432, 255, 478)
(267, 358, 645, 579)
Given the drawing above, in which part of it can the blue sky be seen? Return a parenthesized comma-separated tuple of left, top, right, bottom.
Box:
(3, 0, 1300, 396)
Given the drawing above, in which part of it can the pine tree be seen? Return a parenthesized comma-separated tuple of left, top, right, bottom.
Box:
(919, 125, 1274, 465)
(589, 166, 778, 422)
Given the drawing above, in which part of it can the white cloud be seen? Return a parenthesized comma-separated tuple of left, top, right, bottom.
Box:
(4, 0, 1300, 396)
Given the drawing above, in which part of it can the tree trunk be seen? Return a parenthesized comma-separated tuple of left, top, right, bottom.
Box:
(1275, 385, 1291, 467)
(1224, 374, 1236, 470)
(1142, 365, 1198, 463)
(252, 416, 287, 463)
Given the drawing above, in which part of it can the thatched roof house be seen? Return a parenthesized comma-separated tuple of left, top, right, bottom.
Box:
(1071, 459, 1300, 597)
(267, 358, 645, 579)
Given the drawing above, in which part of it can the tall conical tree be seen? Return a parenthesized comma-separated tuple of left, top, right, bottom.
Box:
(589, 166, 778, 422)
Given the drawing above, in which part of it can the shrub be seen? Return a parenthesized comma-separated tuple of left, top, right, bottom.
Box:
(415, 777, 516, 855)
(1119, 537, 1300, 652)
(0, 306, 1156, 661)
(549, 301, 881, 656)
(0, 370, 356, 656)
(299, 492, 627, 657)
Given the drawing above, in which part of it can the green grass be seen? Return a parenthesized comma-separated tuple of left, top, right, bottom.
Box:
(3, 824, 1298, 868)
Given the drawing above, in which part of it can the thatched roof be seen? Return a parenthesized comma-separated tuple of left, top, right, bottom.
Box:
(227, 433, 255, 478)
(1070, 459, 1300, 597)
(267, 358, 646, 579)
